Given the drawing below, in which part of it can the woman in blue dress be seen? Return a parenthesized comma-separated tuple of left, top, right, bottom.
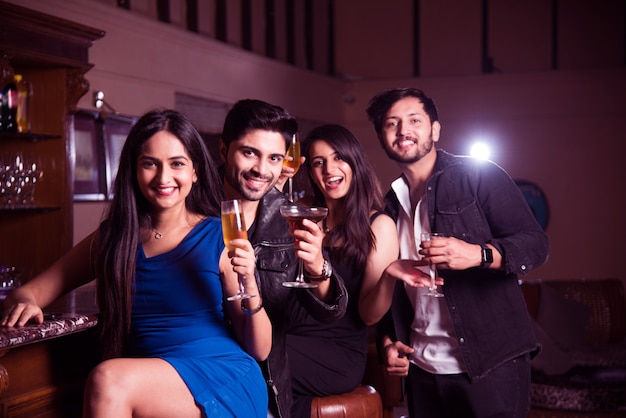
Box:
(1, 109, 271, 417)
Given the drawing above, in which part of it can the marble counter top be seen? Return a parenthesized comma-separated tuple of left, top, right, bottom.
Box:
(0, 313, 98, 349)
(0, 282, 99, 350)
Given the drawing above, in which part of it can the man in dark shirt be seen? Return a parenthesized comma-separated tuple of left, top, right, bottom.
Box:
(366, 87, 549, 418)
(218, 99, 347, 418)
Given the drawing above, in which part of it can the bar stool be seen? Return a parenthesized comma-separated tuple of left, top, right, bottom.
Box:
(310, 384, 383, 418)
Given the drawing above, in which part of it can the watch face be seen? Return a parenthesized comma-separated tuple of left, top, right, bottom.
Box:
(515, 179, 549, 231)
(483, 247, 493, 263)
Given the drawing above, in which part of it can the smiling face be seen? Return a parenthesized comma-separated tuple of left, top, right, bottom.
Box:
(221, 129, 286, 202)
(379, 96, 440, 164)
(308, 139, 353, 203)
(136, 130, 197, 212)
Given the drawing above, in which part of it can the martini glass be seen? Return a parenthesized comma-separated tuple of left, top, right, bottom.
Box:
(280, 203, 328, 288)
(222, 199, 255, 301)
(283, 134, 301, 202)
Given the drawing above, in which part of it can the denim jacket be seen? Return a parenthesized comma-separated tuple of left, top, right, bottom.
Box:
(380, 149, 549, 381)
(250, 187, 348, 417)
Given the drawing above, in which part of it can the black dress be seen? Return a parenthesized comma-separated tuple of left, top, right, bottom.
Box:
(286, 214, 382, 417)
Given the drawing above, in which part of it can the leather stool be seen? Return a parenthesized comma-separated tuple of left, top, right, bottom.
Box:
(310, 384, 383, 418)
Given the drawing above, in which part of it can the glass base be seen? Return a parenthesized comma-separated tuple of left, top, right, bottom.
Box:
(424, 289, 444, 297)
(226, 292, 256, 301)
(282, 281, 318, 289)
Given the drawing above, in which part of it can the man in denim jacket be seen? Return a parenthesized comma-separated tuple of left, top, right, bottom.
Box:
(365, 87, 549, 418)
(219, 99, 347, 418)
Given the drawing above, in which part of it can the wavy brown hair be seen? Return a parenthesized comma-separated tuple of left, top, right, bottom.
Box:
(302, 124, 385, 275)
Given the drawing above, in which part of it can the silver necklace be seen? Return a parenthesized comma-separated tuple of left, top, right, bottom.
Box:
(151, 228, 163, 239)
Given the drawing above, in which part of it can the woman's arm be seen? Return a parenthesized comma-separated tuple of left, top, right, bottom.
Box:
(359, 214, 446, 325)
(358, 214, 445, 325)
(359, 214, 400, 325)
(292, 218, 349, 322)
(220, 240, 272, 360)
(1, 232, 98, 327)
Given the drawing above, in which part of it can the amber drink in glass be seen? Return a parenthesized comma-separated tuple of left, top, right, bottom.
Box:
(221, 199, 254, 301)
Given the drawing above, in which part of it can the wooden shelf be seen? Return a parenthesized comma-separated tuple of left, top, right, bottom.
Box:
(0, 132, 61, 142)
(0, 0, 104, 277)
(0, 205, 62, 213)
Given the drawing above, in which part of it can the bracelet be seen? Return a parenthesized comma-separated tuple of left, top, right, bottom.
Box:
(308, 274, 330, 282)
(307, 258, 332, 282)
(241, 298, 263, 315)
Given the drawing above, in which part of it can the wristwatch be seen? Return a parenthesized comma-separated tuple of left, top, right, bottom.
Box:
(480, 244, 493, 268)
(309, 259, 332, 282)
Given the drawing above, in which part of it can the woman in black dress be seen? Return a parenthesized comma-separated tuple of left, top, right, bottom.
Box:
(285, 124, 400, 417)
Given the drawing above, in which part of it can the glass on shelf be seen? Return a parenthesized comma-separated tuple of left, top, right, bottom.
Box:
(0, 153, 44, 209)
(0, 265, 21, 300)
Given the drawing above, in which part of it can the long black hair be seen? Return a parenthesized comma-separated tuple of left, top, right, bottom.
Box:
(302, 124, 385, 275)
(95, 109, 223, 359)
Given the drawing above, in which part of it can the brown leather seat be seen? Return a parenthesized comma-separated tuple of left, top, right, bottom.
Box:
(310, 384, 383, 418)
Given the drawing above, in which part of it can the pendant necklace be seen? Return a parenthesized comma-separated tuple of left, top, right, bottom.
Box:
(323, 218, 331, 234)
(151, 228, 163, 239)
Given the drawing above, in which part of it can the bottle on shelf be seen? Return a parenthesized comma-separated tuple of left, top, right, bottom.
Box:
(1, 77, 18, 133)
(15, 74, 32, 133)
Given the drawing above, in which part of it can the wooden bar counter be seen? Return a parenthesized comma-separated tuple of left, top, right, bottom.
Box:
(0, 283, 99, 418)
(0, 4, 104, 416)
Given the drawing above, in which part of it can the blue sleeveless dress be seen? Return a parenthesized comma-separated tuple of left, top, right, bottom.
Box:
(131, 217, 268, 417)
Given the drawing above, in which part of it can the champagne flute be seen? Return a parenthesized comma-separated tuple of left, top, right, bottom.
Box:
(283, 134, 301, 202)
(420, 232, 444, 297)
(279, 203, 328, 288)
(221, 199, 255, 301)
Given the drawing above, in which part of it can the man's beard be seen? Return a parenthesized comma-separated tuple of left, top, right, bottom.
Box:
(224, 167, 274, 202)
(383, 135, 434, 164)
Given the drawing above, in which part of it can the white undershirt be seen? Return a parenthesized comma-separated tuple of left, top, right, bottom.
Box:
(391, 176, 465, 374)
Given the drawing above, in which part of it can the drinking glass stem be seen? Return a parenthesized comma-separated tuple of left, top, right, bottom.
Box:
(429, 266, 437, 291)
(238, 275, 246, 294)
(297, 260, 305, 282)
(288, 178, 294, 202)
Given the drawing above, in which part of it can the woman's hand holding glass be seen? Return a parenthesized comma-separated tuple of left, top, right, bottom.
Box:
(281, 204, 328, 288)
(293, 218, 326, 275)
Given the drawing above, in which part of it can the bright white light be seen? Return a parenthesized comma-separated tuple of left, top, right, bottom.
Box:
(470, 142, 490, 160)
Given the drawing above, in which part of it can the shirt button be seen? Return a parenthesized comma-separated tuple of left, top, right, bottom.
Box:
(281, 262, 290, 269)
(520, 264, 527, 271)
(459, 338, 465, 343)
